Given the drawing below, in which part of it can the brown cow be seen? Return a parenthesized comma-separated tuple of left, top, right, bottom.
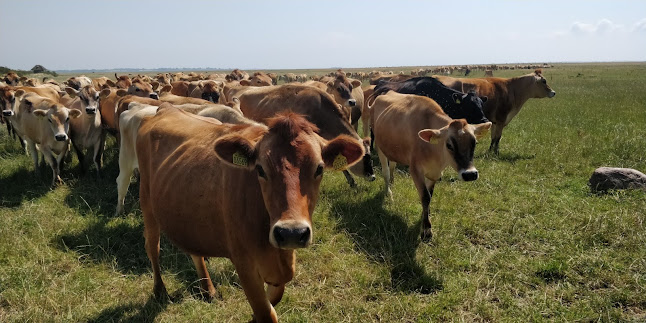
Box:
(371, 92, 491, 240)
(306, 73, 361, 110)
(435, 69, 555, 153)
(64, 86, 105, 177)
(3, 72, 21, 86)
(4, 91, 81, 186)
(237, 84, 375, 187)
(361, 85, 376, 137)
(92, 76, 115, 90)
(65, 76, 92, 90)
(114, 74, 132, 89)
(136, 107, 363, 322)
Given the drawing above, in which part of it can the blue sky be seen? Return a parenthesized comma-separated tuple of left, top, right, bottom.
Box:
(0, 0, 644, 71)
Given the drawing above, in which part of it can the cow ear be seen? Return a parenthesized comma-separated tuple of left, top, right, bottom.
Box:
(105, 79, 116, 87)
(418, 126, 448, 144)
(116, 89, 128, 97)
(452, 92, 462, 104)
(151, 81, 160, 91)
(213, 136, 257, 169)
(69, 109, 82, 119)
(469, 122, 492, 140)
(32, 109, 47, 117)
(240, 79, 251, 86)
(14, 89, 26, 99)
(351, 79, 362, 88)
(321, 135, 364, 171)
(99, 88, 111, 99)
(160, 84, 172, 94)
(480, 96, 488, 103)
(326, 81, 334, 88)
(65, 87, 79, 98)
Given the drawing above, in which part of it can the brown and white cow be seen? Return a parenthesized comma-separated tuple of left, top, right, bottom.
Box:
(370, 92, 491, 240)
(3, 91, 81, 186)
(435, 69, 555, 154)
(136, 107, 363, 322)
(237, 84, 376, 187)
(64, 86, 105, 177)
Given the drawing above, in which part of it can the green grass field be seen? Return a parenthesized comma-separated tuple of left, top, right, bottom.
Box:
(1, 63, 645, 322)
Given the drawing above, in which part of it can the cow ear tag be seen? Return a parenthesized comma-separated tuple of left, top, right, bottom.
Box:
(333, 154, 348, 170)
(428, 137, 441, 145)
(232, 151, 248, 166)
(455, 99, 461, 104)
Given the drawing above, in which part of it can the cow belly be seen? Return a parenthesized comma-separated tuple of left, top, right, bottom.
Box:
(160, 218, 230, 258)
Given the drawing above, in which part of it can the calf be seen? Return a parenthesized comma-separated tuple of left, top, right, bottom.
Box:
(371, 92, 491, 241)
(137, 108, 363, 322)
(4, 92, 81, 186)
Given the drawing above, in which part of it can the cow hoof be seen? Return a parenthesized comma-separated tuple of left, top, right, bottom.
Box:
(153, 285, 170, 303)
(421, 228, 433, 242)
(196, 287, 219, 302)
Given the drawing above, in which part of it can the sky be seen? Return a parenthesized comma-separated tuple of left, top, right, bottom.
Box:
(0, 0, 645, 71)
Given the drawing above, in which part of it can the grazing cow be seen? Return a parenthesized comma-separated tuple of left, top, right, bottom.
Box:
(435, 69, 556, 153)
(136, 107, 363, 322)
(225, 68, 249, 82)
(348, 78, 364, 131)
(65, 76, 92, 90)
(64, 86, 105, 177)
(367, 76, 489, 124)
(237, 84, 375, 187)
(3, 92, 81, 186)
(371, 92, 491, 240)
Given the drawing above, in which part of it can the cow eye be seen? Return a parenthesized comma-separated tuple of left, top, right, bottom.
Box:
(446, 142, 454, 151)
(135, 88, 141, 92)
(314, 164, 324, 178)
(348, 85, 353, 90)
(66, 117, 70, 122)
(48, 119, 52, 123)
(256, 165, 267, 179)
(337, 87, 342, 92)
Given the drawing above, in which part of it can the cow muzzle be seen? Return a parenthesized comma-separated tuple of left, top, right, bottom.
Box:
(2, 110, 14, 117)
(149, 93, 159, 100)
(348, 99, 356, 107)
(548, 91, 556, 98)
(459, 168, 479, 182)
(270, 220, 312, 249)
(86, 107, 97, 114)
(55, 134, 68, 141)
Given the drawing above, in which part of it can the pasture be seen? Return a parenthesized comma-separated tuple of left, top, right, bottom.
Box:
(1, 63, 645, 322)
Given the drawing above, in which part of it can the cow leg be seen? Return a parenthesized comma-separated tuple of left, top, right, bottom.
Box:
(17, 134, 27, 154)
(236, 267, 277, 323)
(266, 284, 285, 307)
(411, 167, 434, 242)
(489, 123, 504, 155)
(72, 141, 86, 174)
(361, 111, 371, 138)
(342, 170, 356, 188)
(190, 255, 217, 301)
(92, 140, 103, 179)
(388, 160, 396, 184)
(115, 143, 134, 215)
(27, 140, 40, 176)
(376, 146, 393, 199)
(144, 217, 168, 300)
(95, 130, 106, 177)
(39, 146, 60, 187)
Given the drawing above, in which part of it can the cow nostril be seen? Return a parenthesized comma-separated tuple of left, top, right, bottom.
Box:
(349, 100, 356, 106)
(273, 228, 285, 243)
(299, 227, 311, 244)
(461, 171, 478, 182)
(150, 93, 159, 99)
(55, 134, 67, 141)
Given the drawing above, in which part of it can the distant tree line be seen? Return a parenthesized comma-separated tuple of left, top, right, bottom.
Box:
(0, 65, 58, 77)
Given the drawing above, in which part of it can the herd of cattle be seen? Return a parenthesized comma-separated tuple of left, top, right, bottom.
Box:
(0, 67, 555, 322)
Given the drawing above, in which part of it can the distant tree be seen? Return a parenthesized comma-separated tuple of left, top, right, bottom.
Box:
(31, 65, 46, 73)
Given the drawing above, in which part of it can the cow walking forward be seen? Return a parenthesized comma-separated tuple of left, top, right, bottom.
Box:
(136, 107, 364, 322)
(371, 92, 491, 241)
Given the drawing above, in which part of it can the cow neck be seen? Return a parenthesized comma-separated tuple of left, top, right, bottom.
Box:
(506, 75, 533, 110)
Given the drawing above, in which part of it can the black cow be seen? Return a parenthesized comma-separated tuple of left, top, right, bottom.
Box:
(368, 76, 489, 124)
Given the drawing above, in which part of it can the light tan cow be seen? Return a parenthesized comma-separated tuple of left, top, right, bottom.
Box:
(136, 107, 363, 322)
(114, 74, 133, 89)
(92, 77, 115, 90)
(3, 72, 21, 86)
(64, 86, 105, 177)
(4, 92, 81, 186)
(370, 92, 491, 241)
(65, 76, 92, 90)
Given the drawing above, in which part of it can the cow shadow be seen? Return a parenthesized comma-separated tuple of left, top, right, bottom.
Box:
(0, 165, 53, 208)
(479, 151, 535, 164)
(86, 295, 169, 323)
(326, 189, 443, 294)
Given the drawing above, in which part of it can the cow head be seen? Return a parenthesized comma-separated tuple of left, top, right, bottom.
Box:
(114, 74, 132, 89)
(3, 72, 20, 86)
(0, 87, 18, 117)
(419, 119, 491, 181)
(326, 74, 361, 108)
(66, 85, 100, 115)
(448, 90, 489, 124)
(195, 81, 223, 103)
(214, 113, 364, 249)
(127, 80, 159, 99)
(242, 72, 273, 86)
(532, 69, 556, 98)
(21, 94, 81, 141)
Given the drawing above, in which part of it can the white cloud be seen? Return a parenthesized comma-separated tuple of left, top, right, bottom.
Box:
(570, 18, 625, 35)
(633, 18, 646, 32)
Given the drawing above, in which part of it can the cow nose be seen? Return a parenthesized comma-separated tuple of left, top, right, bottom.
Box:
(86, 108, 96, 114)
(548, 91, 556, 98)
(149, 93, 159, 99)
(2, 110, 13, 116)
(348, 99, 356, 107)
(461, 170, 479, 182)
(273, 225, 311, 249)
(55, 134, 67, 141)
(367, 174, 376, 182)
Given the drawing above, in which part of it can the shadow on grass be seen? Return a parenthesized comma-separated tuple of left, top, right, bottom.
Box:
(0, 165, 53, 208)
(478, 151, 536, 164)
(87, 295, 170, 323)
(327, 189, 443, 294)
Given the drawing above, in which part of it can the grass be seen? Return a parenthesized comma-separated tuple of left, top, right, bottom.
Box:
(1, 63, 645, 322)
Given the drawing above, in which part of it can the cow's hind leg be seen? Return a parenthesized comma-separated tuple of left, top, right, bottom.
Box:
(342, 170, 356, 188)
(267, 284, 285, 307)
(237, 266, 277, 323)
(376, 145, 392, 199)
(190, 255, 217, 301)
(144, 216, 168, 300)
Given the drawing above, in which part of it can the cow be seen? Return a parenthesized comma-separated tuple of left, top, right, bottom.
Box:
(92, 77, 115, 90)
(171, 80, 224, 103)
(63, 86, 106, 177)
(114, 74, 133, 89)
(126, 79, 159, 99)
(158, 85, 214, 106)
(136, 107, 364, 322)
(65, 76, 92, 90)
(237, 84, 375, 187)
(367, 76, 489, 125)
(305, 73, 361, 111)
(484, 70, 494, 77)
(3, 91, 81, 186)
(435, 69, 556, 154)
(370, 91, 491, 241)
(3, 72, 21, 86)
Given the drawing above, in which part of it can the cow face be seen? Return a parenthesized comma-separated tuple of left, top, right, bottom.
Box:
(0, 87, 18, 117)
(214, 114, 364, 250)
(347, 137, 376, 181)
(66, 85, 100, 115)
(114, 74, 132, 89)
(3, 72, 20, 86)
(450, 91, 489, 124)
(29, 99, 82, 141)
(532, 70, 556, 98)
(419, 120, 491, 181)
(326, 75, 360, 108)
(128, 80, 159, 99)
(197, 81, 222, 103)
